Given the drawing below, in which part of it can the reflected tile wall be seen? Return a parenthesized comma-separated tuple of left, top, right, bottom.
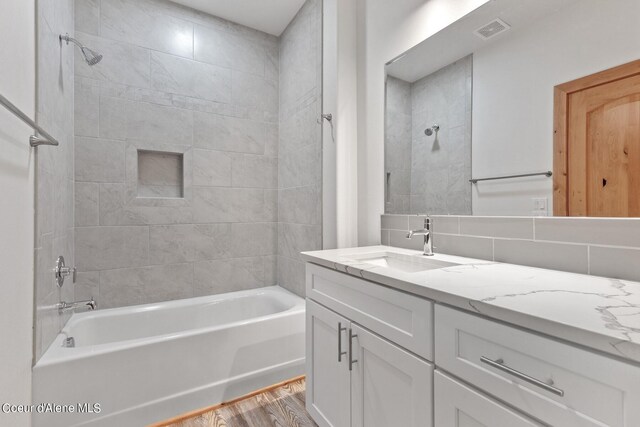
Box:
(385, 55, 472, 215)
(35, 0, 75, 361)
(73, 0, 282, 311)
(409, 55, 472, 214)
(385, 76, 412, 214)
(277, 0, 323, 297)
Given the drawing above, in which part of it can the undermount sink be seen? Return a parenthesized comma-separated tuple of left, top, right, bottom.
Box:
(346, 252, 459, 273)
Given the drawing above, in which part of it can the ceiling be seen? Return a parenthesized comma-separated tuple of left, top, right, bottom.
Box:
(169, 0, 306, 36)
(386, 0, 580, 82)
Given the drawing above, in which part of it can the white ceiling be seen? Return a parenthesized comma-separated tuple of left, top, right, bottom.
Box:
(169, 0, 306, 36)
(386, 0, 580, 82)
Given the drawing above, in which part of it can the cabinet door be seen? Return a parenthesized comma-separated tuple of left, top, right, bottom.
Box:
(306, 299, 351, 427)
(350, 324, 433, 427)
(434, 371, 543, 427)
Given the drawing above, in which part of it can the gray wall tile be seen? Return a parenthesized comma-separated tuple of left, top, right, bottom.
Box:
(193, 149, 232, 186)
(76, 226, 149, 271)
(194, 257, 264, 296)
(100, 263, 194, 309)
(35, 0, 75, 360)
(100, 0, 194, 58)
(194, 112, 265, 154)
(193, 187, 271, 223)
(75, 137, 125, 182)
(75, 183, 99, 226)
(231, 154, 277, 188)
(71, 0, 320, 317)
(150, 51, 231, 103)
(149, 224, 232, 264)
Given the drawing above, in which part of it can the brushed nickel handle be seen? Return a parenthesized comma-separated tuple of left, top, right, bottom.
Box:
(348, 328, 358, 371)
(338, 322, 347, 362)
(480, 356, 564, 397)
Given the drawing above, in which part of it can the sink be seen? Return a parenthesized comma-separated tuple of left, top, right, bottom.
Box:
(345, 252, 459, 273)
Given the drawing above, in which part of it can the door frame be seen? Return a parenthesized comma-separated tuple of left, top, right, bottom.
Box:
(553, 59, 640, 215)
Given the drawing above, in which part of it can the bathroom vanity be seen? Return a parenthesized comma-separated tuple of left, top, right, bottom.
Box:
(302, 247, 640, 427)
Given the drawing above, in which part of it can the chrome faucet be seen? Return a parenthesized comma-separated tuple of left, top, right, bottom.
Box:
(406, 217, 434, 256)
(57, 298, 97, 314)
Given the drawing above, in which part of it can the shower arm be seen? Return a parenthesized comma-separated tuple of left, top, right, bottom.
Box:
(60, 34, 83, 49)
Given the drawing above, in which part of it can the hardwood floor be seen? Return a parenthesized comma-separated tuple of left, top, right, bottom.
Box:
(156, 377, 318, 427)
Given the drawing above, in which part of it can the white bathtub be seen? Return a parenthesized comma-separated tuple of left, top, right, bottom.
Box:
(32, 286, 305, 427)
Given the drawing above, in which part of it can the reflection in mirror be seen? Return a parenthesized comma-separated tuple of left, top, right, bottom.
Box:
(384, 0, 640, 217)
(385, 56, 472, 215)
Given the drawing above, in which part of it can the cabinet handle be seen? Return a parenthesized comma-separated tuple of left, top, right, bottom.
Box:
(338, 322, 347, 362)
(349, 328, 358, 371)
(480, 356, 564, 397)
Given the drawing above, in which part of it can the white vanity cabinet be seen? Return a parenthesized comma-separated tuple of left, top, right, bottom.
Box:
(435, 305, 640, 427)
(306, 266, 434, 427)
(305, 262, 640, 427)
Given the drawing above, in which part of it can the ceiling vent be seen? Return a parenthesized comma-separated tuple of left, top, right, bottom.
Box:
(474, 18, 511, 40)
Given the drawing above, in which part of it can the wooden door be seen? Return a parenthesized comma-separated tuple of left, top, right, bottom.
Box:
(554, 59, 640, 216)
(350, 324, 433, 427)
(305, 300, 351, 427)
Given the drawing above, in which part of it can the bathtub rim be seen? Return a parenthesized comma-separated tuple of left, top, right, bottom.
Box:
(35, 286, 304, 367)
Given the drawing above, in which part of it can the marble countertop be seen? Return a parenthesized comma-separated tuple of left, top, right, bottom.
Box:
(301, 246, 640, 364)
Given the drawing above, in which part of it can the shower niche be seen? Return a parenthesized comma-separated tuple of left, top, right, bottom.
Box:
(137, 150, 184, 199)
(125, 141, 192, 205)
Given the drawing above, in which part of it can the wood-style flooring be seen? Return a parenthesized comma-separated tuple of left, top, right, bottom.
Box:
(156, 377, 318, 427)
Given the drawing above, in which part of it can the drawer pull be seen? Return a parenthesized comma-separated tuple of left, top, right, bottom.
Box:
(338, 322, 347, 362)
(480, 356, 565, 397)
(349, 328, 358, 371)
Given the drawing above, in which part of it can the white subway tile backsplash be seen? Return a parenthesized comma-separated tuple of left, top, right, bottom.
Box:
(459, 216, 534, 239)
(381, 214, 409, 230)
(389, 229, 423, 251)
(535, 217, 640, 248)
(434, 233, 494, 261)
(494, 239, 588, 274)
(382, 214, 640, 282)
(589, 246, 640, 282)
(430, 215, 459, 234)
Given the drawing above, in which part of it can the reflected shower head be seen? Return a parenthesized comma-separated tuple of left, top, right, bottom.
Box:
(424, 124, 440, 136)
(60, 33, 103, 66)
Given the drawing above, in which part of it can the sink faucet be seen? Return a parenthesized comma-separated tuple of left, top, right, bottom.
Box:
(406, 217, 434, 256)
(57, 298, 97, 314)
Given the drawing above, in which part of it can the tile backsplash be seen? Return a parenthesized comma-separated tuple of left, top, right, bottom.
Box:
(381, 214, 640, 282)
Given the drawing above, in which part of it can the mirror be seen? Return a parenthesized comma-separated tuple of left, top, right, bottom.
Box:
(384, 0, 640, 217)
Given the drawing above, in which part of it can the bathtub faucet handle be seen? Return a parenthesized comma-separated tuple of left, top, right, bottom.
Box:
(54, 255, 77, 287)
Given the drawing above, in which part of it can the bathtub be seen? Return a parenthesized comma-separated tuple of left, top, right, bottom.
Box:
(32, 286, 305, 427)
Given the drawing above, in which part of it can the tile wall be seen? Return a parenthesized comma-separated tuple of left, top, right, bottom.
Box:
(72, 0, 322, 312)
(277, 0, 323, 296)
(35, 0, 75, 360)
(385, 55, 472, 215)
(73, 0, 281, 309)
(382, 214, 640, 282)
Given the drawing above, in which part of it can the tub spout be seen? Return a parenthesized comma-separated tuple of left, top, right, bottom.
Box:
(58, 298, 97, 314)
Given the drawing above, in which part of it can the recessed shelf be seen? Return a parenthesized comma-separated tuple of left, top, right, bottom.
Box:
(137, 150, 184, 198)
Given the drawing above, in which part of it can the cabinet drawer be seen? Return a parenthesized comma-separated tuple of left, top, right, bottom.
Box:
(435, 370, 542, 427)
(435, 305, 640, 427)
(306, 263, 433, 360)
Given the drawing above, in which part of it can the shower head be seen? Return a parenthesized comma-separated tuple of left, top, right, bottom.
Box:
(424, 124, 440, 136)
(80, 46, 103, 66)
(60, 33, 103, 66)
